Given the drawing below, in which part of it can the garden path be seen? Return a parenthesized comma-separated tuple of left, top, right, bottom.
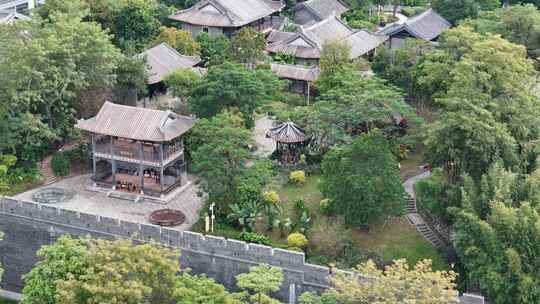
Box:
(252, 116, 276, 158)
(402, 171, 444, 248)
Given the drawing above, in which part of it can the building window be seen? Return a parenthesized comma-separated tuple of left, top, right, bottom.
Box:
(203, 27, 209, 33)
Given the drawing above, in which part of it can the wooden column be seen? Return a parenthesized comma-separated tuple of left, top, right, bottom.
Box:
(110, 136, 116, 190)
(306, 82, 311, 106)
(139, 141, 144, 194)
(159, 143, 164, 195)
(91, 134, 96, 183)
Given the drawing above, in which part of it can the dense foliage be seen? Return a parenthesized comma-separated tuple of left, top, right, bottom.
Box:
(320, 130, 405, 227)
(21, 236, 288, 304)
(420, 26, 540, 180)
(432, 0, 500, 24)
(300, 259, 458, 304)
(189, 62, 283, 128)
(0, 12, 121, 163)
(189, 111, 252, 206)
(151, 26, 201, 55)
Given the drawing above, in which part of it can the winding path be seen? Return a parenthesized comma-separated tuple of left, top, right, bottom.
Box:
(402, 171, 444, 248)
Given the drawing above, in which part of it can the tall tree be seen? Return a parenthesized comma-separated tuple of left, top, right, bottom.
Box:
(113, 0, 161, 50)
(421, 26, 540, 179)
(22, 236, 90, 304)
(174, 273, 243, 304)
(236, 264, 284, 304)
(463, 4, 540, 61)
(0, 14, 120, 161)
(189, 111, 253, 206)
(372, 38, 432, 100)
(453, 201, 540, 304)
(230, 27, 266, 67)
(56, 239, 179, 304)
(195, 33, 231, 67)
(300, 71, 417, 154)
(432, 0, 501, 24)
(189, 62, 283, 128)
(164, 68, 202, 104)
(320, 129, 405, 227)
(151, 26, 201, 55)
(324, 259, 458, 303)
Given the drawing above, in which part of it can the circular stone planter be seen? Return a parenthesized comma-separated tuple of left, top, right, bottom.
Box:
(149, 209, 186, 227)
(33, 187, 71, 204)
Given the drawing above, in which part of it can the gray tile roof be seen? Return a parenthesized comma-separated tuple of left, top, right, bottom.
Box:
(76, 102, 196, 142)
(267, 122, 308, 143)
(292, 0, 349, 25)
(0, 9, 29, 23)
(136, 43, 201, 85)
(267, 16, 387, 60)
(377, 9, 450, 41)
(270, 63, 320, 82)
(169, 0, 284, 27)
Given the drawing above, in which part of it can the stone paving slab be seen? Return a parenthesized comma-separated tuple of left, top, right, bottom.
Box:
(13, 174, 204, 231)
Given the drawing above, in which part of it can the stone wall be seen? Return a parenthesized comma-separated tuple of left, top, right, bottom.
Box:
(0, 197, 329, 302)
(0, 197, 485, 303)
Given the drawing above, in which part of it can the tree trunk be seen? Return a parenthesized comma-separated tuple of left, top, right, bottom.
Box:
(393, 0, 399, 18)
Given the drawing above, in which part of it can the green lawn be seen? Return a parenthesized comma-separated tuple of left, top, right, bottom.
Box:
(270, 173, 449, 270)
(0, 298, 18, 304)
(194, 172, 449, 271)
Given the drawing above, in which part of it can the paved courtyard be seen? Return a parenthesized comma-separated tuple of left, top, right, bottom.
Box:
(253, 116, 276, 158)
(14, 174, 204, 231)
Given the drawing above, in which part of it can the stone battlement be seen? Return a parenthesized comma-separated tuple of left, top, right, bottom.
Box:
(0, 197, 331, 300)
(0, 197, 483, 303)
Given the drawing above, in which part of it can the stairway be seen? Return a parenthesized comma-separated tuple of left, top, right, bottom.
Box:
(404, 194, 417, 213)
(403, 185, 444, 249)
(416, 223, 443, 248)
(39, 155, 59, 186)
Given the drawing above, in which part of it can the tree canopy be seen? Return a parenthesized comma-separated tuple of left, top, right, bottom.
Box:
(189, 111, 253, 206)
(330, 259, 458, 303)
(151, 26, 201, 55)
(0, 13, 121, 162)
(452, 162, 540, 303)
(320, 129, 405, 227)
(421, 26, 540, 179)
(189, 62, 283, 128)
(432, 0, 501, 24)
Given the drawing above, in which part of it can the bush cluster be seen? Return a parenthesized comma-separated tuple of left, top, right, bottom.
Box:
(51, 152, 70, 177)
(289, 170, 306, 185)
(263, 191, 280, 205)
(287, 232, 308, 248)
(239, 232, 272, 246)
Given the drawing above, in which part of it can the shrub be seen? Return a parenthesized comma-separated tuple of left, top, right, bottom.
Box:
(401, 6, 426, 17)
(287, 232, 308, 248)
(294, 199, 306, 211)
(51, 152, 70, 177)
(319, 199, 333, 215)
(289, 170, 306, 185)
(281, 92, 306, 107)
(263, 191, 280, 205)
(239, 232, 272, 246)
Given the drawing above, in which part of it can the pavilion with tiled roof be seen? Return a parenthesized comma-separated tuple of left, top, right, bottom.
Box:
(76, 102, 196, 197)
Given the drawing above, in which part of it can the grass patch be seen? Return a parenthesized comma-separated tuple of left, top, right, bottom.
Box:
(0, 298, 18, 304)
(351, 217, 448, 270)
(1, 179, 42, 197)
(275, 173, 449, 270)
(193, 172, 449, 271)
